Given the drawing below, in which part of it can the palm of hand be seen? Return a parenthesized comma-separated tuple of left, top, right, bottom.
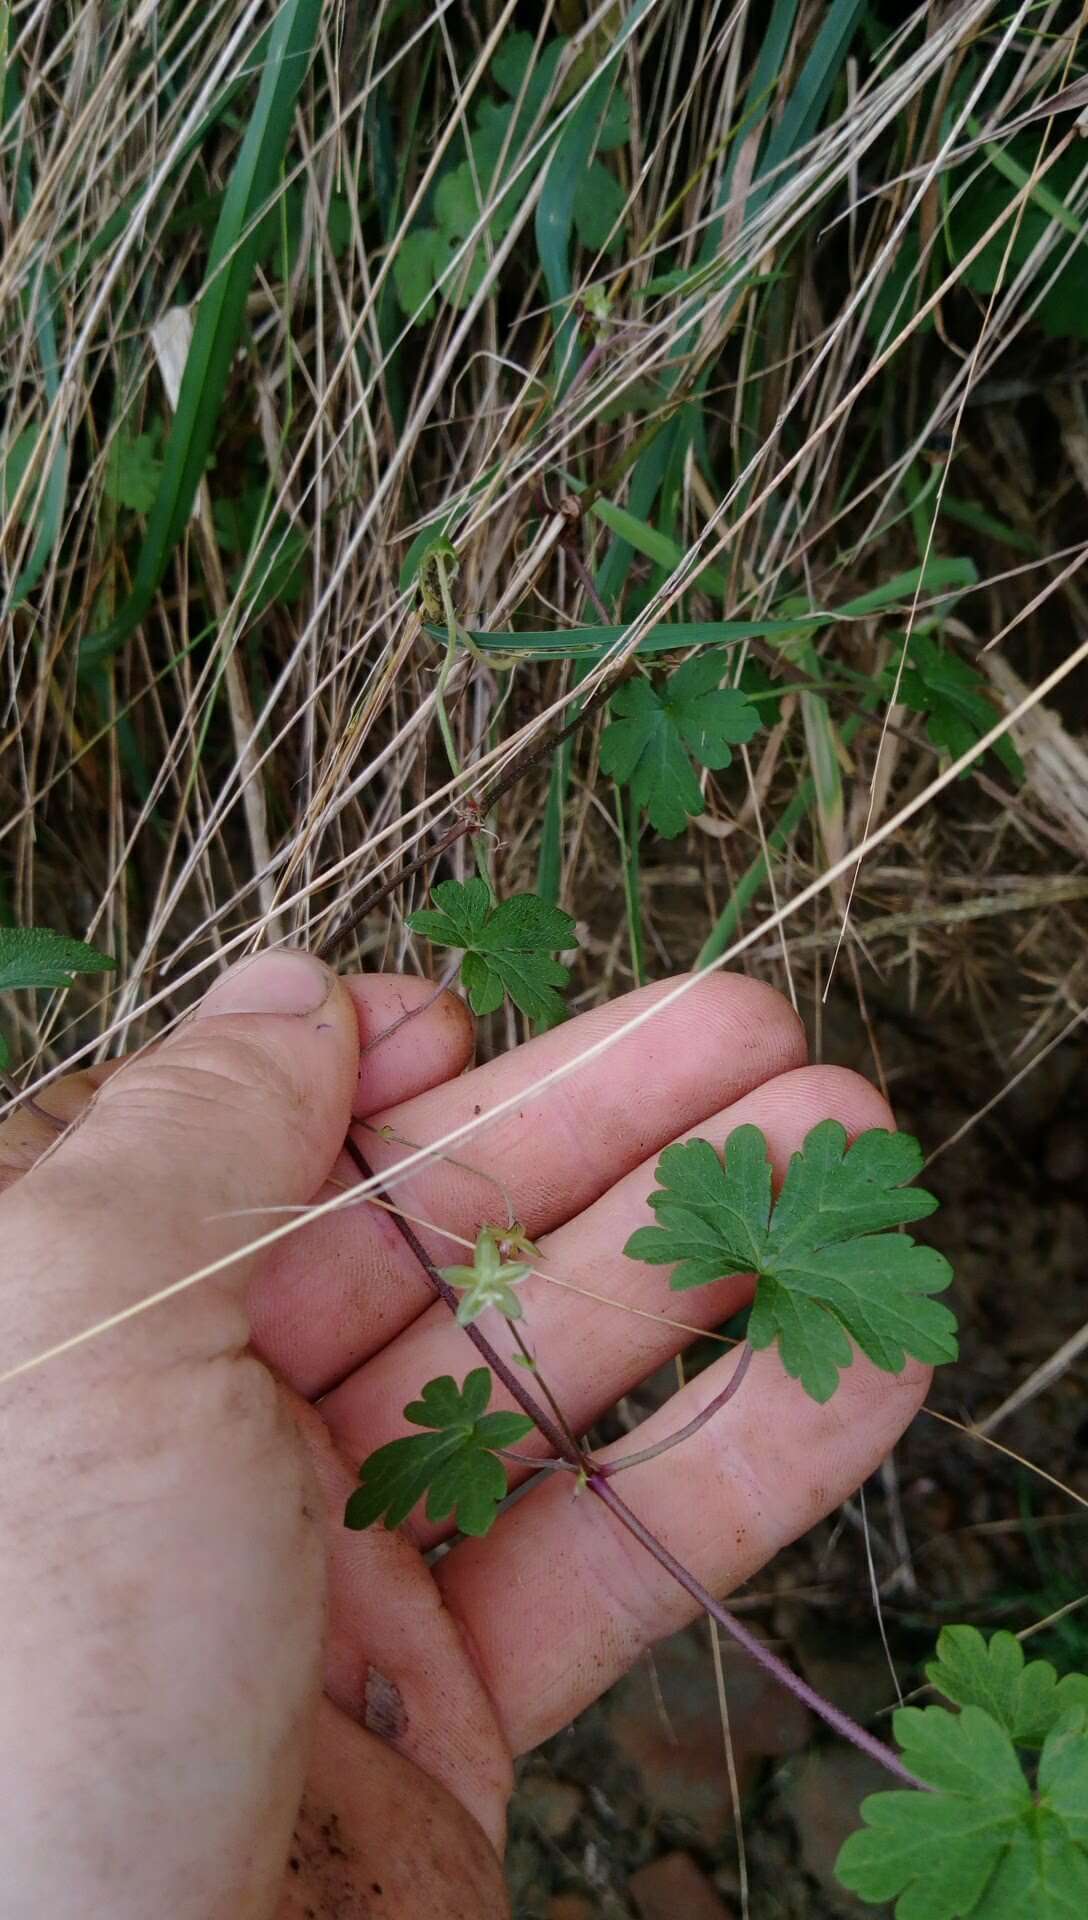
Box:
(0, 971, 927, 1920)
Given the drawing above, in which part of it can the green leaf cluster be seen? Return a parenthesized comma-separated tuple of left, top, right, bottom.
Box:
(625, 1119, 957, 1402)
(837, 1628, 1088, 1917)
(599, 657, 761, 837)
(394, 31, 628, 322)
(0, 926, 115, 1070)
(893, 633, 1023, 782)
(344, 1369, 532, 1538)
(407, 878, 578, 1028)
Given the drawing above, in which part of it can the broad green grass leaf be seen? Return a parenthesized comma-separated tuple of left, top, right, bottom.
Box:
(758, 0, 865, 186)
(443, 618, 812, 660)
(344, 1368, 532, 1537)
(836, 1701, 1088, 1918)
(0, 926, 116, 993)
(2, 429, 43, 524)
(625, 1118, 957, 1402)
(436, 556, 978, 661)
(896, 633, 1023, 781)
(407, 878, 578, 1027)
(927, 1628, 1088, 1748)
(82, 0, 322, 662)
(599, 656, 761, 836)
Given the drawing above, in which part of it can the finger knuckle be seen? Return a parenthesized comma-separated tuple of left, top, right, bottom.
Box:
(96, 1029, 309, 1136)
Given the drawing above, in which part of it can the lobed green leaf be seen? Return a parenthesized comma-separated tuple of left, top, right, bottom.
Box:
(626, 1118, 956, 1402)
(346, 1369, 533, 1539)
(407, 879, 578, 1029)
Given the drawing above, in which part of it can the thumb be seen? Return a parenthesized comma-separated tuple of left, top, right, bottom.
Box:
(2, 949, 360, 1380)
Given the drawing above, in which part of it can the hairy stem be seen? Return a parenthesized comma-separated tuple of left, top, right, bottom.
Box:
(594, 1340, 754, 1475)
(344, 1141, 923, 1790)
(344, 1137, 583, 1466)
(508, 1320, 585, 1460)
(588, 1473, 925, 1790)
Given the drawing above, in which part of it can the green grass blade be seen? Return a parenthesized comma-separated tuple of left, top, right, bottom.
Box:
(439, 619, 808, 660)
(696, 711, 865, 969)
(616, 784, 647, 986)
(591, 495, 727, 597)
(441, 557, 977, 660)
(535, 0, 656, 390)
(82, 0, 322, 664)
(3, 51, 68, 606)
(757, 0, 866, 186)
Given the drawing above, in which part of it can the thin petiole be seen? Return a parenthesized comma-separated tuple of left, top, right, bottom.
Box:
(594, 1341, 753, 1476)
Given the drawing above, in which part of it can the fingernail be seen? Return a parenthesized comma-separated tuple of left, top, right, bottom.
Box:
(196, 950, 332, 1020)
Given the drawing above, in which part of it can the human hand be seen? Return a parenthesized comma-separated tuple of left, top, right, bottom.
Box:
(0, 956, 928, 1918)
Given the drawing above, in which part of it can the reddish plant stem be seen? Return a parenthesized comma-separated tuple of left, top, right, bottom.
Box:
(344, 1137, 582, 1465)
(593, 1340, 755, 1476)
(587, 1474, 924, 1790)
(344, 1137, 923, 1790)
(499, 1345, 754, 1475)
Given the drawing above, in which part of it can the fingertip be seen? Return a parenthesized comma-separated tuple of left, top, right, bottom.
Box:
(679, 968, 808, 1076)
(733, 1063, 897, 1161)
(345, 975, 475, 1115)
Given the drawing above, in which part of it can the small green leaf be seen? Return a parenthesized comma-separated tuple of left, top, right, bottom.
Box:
(573, 161, 626, 252)
(0, 927, 116, 994)
(434, 164, 486, 240)
(625, 1119, 957, 1402)
(895, 633, 1023, 782)
(393, 227, 451, 323)
(837, 1698, 1088, 1917)
(344, 1368, 532, 1538)
(599, 655, 761, 837)
(491, 32, 565, 118)
(407, 878, 578, 1028)
(927, 1627, 1088, 1749)
(104, 430, 163, 513)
